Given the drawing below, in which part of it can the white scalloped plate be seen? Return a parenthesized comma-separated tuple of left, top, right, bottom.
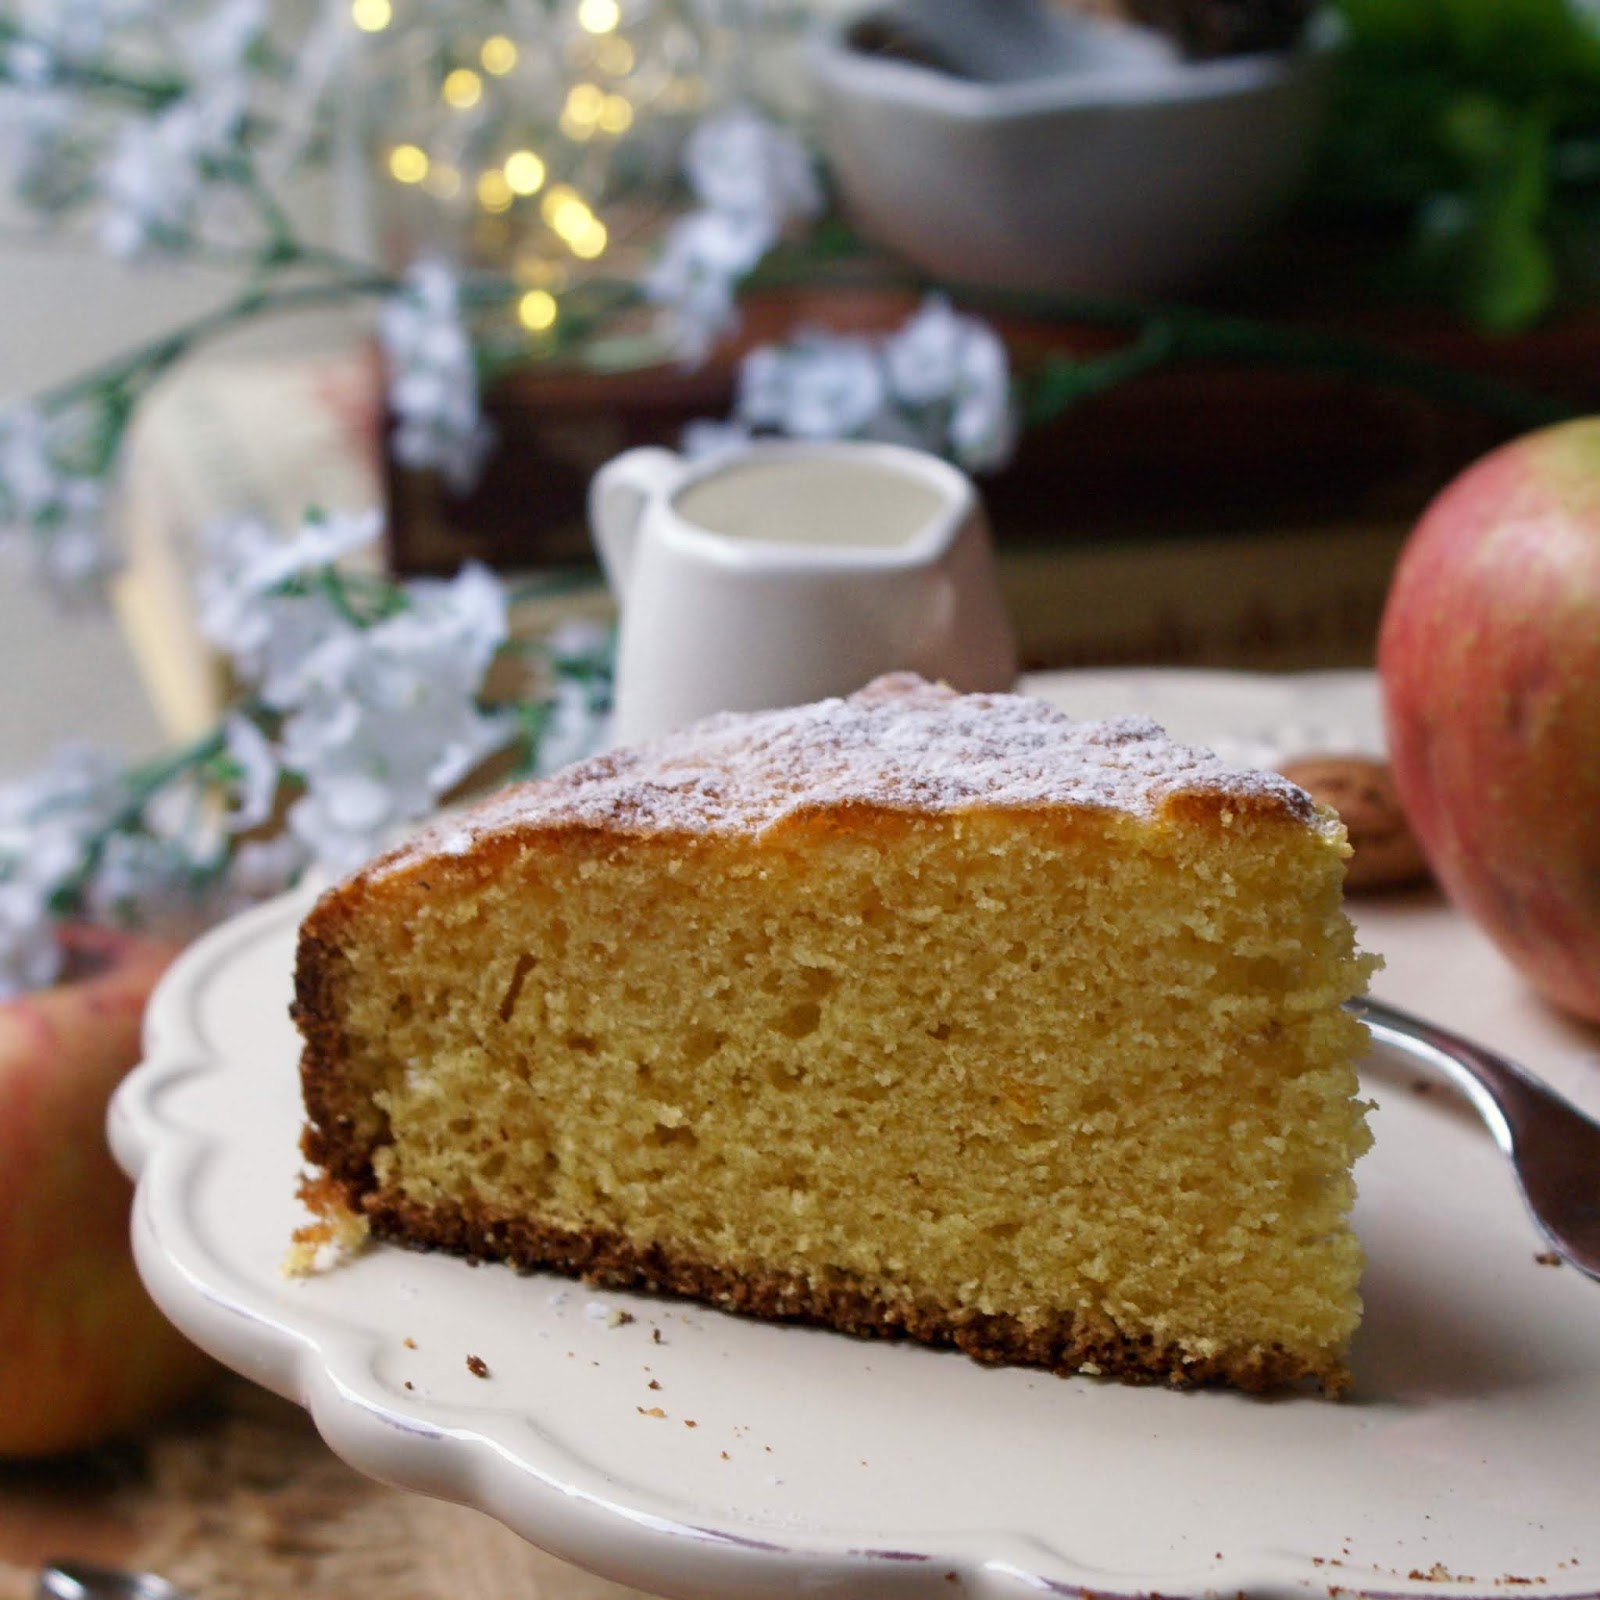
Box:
(111, 671, 1600, 1600)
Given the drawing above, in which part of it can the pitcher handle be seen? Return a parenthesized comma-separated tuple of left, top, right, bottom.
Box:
(588, 447, 685, 601)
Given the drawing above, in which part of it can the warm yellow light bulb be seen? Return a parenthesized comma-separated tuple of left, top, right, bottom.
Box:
(503, 149, 546, 195)
(518, 289, 558, 331)
(597, 94, 633, 134)
(388, 144, 429, 184)
(569, 218, 608, 259)
(480, 34, 518, 75)
(351, 0, 391, 30)
(476, 169, 513, 212)
(442, 68, 483, 109)
(566, 83, 603, 122)
(560, 82, 604, 141)
(578, 0, 620, 33)
(540, 184, 590, 237)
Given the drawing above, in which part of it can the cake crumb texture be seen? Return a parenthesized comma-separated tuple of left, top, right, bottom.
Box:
(296, 677, 1376, 1394)
(284, 1171, 371, 1277)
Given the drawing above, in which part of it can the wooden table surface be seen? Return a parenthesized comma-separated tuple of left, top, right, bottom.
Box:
(0, 1377, 659, 1600)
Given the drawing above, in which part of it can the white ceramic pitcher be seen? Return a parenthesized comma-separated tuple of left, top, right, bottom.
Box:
(588, 439, 1018, 745)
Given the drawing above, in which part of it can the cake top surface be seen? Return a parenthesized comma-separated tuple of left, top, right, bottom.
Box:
(371, 675, 1330, 876)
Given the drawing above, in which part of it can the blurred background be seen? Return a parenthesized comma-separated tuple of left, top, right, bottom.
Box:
(8, 0, 1600, 778)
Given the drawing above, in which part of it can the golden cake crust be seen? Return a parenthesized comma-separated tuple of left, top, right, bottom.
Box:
(353, 673, 1333, 885)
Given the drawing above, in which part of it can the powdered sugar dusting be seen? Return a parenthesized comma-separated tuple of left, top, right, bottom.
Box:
(368, 674, 1328, 878)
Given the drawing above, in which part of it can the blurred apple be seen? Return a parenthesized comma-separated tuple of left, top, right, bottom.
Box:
(1378, 417, 1600, 1024)
(0, 924, 215, 1457)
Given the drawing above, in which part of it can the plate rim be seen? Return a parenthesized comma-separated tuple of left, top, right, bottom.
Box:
(110, 667, 1600, 1600)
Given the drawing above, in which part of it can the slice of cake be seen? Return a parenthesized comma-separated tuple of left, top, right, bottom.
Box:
(294, 674, 1377, 1393)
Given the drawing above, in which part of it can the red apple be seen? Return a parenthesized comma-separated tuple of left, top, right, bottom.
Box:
(1378, 416, 1600, 1024)
(0, 924, 216, 1457)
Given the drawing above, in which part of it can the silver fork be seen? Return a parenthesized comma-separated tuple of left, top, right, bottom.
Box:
(37, 1562, 191, 1600)
(1357, 996, 1600, 1280)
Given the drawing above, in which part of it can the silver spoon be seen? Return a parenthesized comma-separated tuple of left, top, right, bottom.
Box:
(1357, 996, 1600, 1279)
(37, 1563, 191, 1600)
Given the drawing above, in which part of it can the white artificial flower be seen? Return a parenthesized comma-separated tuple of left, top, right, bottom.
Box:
(736, 331, 886, 440)
(530, 615, 613, 773)
(946, 324, 1017, 471)
(380, 259, 495, 493)
(543, 615, 612, 667)
(181, 0, 267, 76)
(884, 295, 971, 407)
(262, 558, 513, 873)
(0, 414, 120, 603)
(0, 742, 126, 843)
(0, 85, 77, 209)
(682, 106, 822, 231)
(211, 506, 381, 597)
(0, 405, 67, 523)
(0, 742, 132, 995)
(3, 41, 55, 88)
(85, 828, 211, 933)
(0, 403, 118, 600)
(12, 0, 153, 75)
(420, 558, 512, 667)
(227, 833, 309, 901)
(0, 877, 62, 998)
(534, 674, 610, 776)
(283, 691, 511, 871)
(98, 83, 250, 258)
(687, 298, 1016, 471)
(680, 417, 751, 460)
(644, 208, 773, 363)
(647, 107, 819, 364)
(26, 506, 119, 605)
(885, 294, 1017, 470)
(733, 344, 789, 428)
(222, 713, 278, 833)
(197, 510, 382, 708)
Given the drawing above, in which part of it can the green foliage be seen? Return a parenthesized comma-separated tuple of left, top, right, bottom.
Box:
(1316, 0, 1600, 329)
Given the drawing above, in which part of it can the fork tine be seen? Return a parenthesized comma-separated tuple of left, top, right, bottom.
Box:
(1357, 997, 1600, 1282)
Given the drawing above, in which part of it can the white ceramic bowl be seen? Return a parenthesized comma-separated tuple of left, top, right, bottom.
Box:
(810, 8, 1337, 297)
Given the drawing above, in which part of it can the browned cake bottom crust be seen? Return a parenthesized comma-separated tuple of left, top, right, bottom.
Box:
(334, 1183, 1346, 1396)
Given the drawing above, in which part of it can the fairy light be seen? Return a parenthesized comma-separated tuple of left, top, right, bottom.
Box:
(518, 290, 558, 332)
(568, 218, 608, 260)
(476, 169, 513, 212)
(560, 81, 603, 140)
(351, 0, 392, 30)
(534, 191, 606, 260)
(388, 144, 429, 183)
(597, 94, 633, 135)
(578, 0, 620, 33)
(480, 35, 518, 75)
(569, 83, 605, 119)
(541, 184, 593, 242)
(442, 68, 483, 109)
(503, 149, 546, 195)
